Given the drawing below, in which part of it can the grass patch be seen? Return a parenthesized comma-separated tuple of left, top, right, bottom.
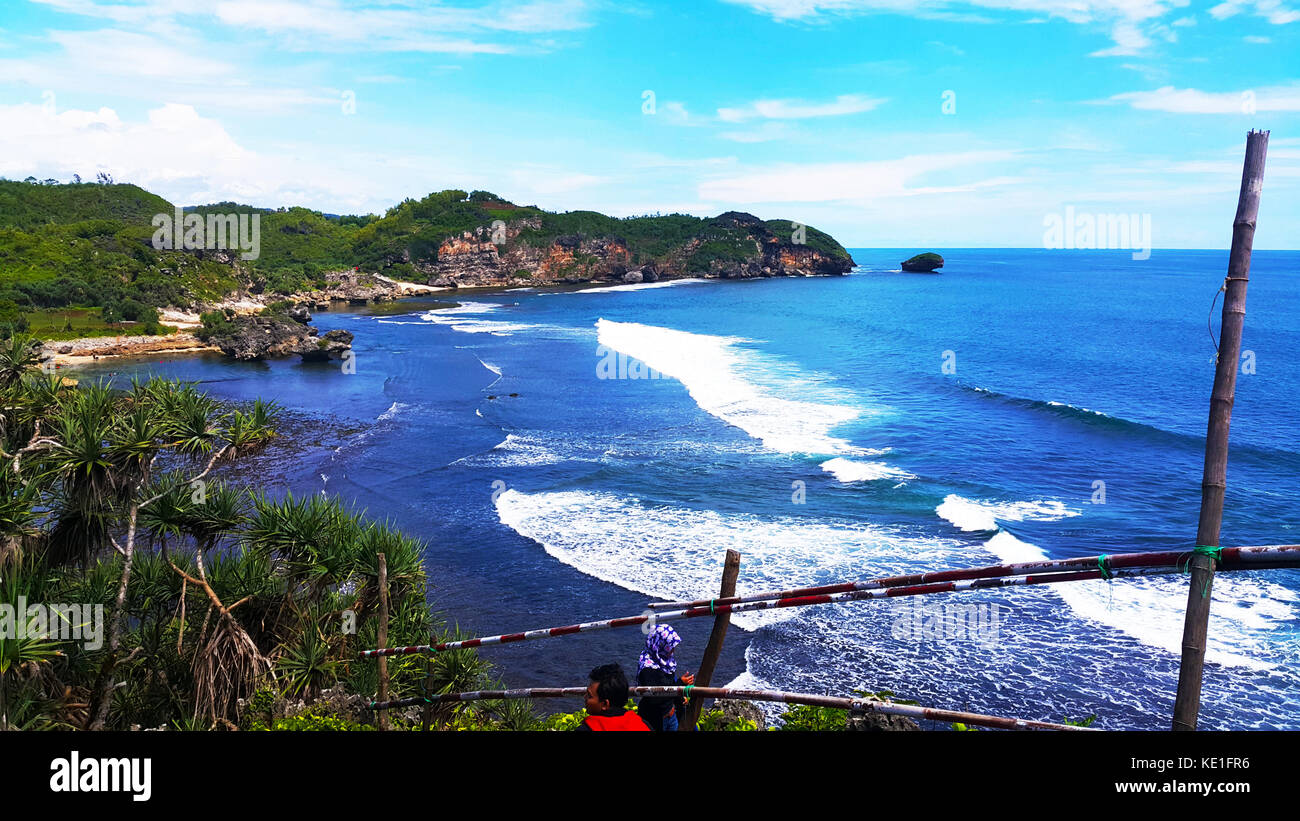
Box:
(23, 307, 177, 341)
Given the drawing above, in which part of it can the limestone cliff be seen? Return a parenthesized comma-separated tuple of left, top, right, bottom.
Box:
(413, 208, 853, 289)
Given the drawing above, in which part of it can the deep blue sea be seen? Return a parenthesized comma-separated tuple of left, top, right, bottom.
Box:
(78, 249, 1300, 729)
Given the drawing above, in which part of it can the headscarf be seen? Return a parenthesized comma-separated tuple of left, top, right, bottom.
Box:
(638, 624, 681, 675)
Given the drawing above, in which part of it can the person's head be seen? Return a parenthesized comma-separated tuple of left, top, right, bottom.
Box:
(639, 624, 682, 673)
(585, 663, 628, 716)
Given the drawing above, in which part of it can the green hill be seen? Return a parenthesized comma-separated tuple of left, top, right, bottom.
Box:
(0, 180, 856, 327)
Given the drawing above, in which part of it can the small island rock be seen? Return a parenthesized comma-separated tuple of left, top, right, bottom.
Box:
(901, 252, 944, 273)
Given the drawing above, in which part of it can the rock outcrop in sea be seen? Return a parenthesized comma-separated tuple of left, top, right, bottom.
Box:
(901, 252, 944, 273)
(202, 314, 354, 362)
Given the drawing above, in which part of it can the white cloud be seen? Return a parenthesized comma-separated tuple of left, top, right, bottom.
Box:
(661, 101, 692, 125)
(1209, 0, 1300, 22)
(46, 29, 233, 79)
(697, 149, 1019, 203)
(717, 93, 886, 122)
(0, 28, 336, 113)
(1106, 84, 1300, 113)
(722, 0, 1298, 57)
(1089, 21, 1153, 56)
(505, 165, 608, 195)
(29, 0, 594, 54)
(0, 102, 404, 211)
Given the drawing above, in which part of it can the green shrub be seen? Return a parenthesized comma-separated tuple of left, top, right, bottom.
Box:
(258, 712, 375, 731)
(698, 709, 759, 731)
(775, 704, 847, 731)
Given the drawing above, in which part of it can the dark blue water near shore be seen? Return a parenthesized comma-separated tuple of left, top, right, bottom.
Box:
(78, 249, 1300, 728)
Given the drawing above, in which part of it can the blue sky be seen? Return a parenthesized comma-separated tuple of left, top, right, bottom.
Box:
(0, 0, 1296, 248)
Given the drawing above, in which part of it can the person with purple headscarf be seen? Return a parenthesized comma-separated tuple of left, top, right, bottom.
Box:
(634, 624, 696, 731)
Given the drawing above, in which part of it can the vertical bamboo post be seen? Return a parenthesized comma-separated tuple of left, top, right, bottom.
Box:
(1172, 129, 1269, 731)
(681, 549, 741, 731)
(377, 552, 390, 731)
(420, 656, 434, 732)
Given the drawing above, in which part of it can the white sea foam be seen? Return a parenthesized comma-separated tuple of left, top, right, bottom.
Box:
(377, 401, 408, 422)
(820, 457, 913, 483)
(495, 488, 967, 631)
(471, 434, 566, 467)
(558, 278, 708, 295)
(408, 302, 538, 336)
(595, 319, 873, 456)
(936, 494, 1081, 532)
(983, 531, 1295, 670)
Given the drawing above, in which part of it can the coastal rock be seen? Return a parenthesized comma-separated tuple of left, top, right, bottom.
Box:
(901, 252, 944, 273)
(203, 314, 352, 361)
(305, 270, 406, 305)
(238, 685, 374, 728)
(623, 269, 644, 284)
(287, 304, 312, 323)
(847, 707, 922, 732)
(714, 699, 767, 730)
(299, 329, 354, 362)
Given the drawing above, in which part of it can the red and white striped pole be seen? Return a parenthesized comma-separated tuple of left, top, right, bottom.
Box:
(360, 545, 1300, 658)
(366, 685, 1098, 731)
(648, 544, 1300, 611)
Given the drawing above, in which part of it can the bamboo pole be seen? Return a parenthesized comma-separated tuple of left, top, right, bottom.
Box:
(359, 546, 1300, 658)
(1173, 130, 1269, 732)
(367, 685, 1095, 732)
(420, 653, 435, 732)
(377, 552, 390, 731)
(681, 549, 740, 731)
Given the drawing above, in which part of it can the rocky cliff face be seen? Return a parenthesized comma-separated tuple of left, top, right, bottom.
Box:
(418, 211, 852, 289)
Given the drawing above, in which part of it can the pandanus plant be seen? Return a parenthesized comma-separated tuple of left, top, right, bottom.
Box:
(8, 376, 283, 729)
(0, 557, 65, 730)
(0, 334, 41, 389)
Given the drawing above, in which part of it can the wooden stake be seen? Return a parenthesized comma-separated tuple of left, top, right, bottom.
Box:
(377, 552, 390, 731)
(420, 655, 434, 732)
(681, 549, 741, 731)
(1172, 129, 1269, 731)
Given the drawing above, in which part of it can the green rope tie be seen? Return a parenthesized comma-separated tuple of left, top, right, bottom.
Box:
(709, 599, 715, 614)
(1179, 545, 1223, 598)
(682, 684, 694, 704)
(1097, 554, 1112, 580)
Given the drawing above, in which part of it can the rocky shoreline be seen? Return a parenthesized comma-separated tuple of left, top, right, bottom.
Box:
(44, 266, 849, 367)
(43, 333, 219, 367)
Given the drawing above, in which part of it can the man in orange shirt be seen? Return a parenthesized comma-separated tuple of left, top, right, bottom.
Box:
(577, 664, 650, 731)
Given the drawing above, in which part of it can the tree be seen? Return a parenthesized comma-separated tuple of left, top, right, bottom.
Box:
(72, 174, 82, 184)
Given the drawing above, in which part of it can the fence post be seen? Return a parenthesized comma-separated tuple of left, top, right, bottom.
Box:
(421, 650, 435, 731)
(377, 552, 389, 731)
(681, 549, 741, 730)
(1172, 129, 1269, 731)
